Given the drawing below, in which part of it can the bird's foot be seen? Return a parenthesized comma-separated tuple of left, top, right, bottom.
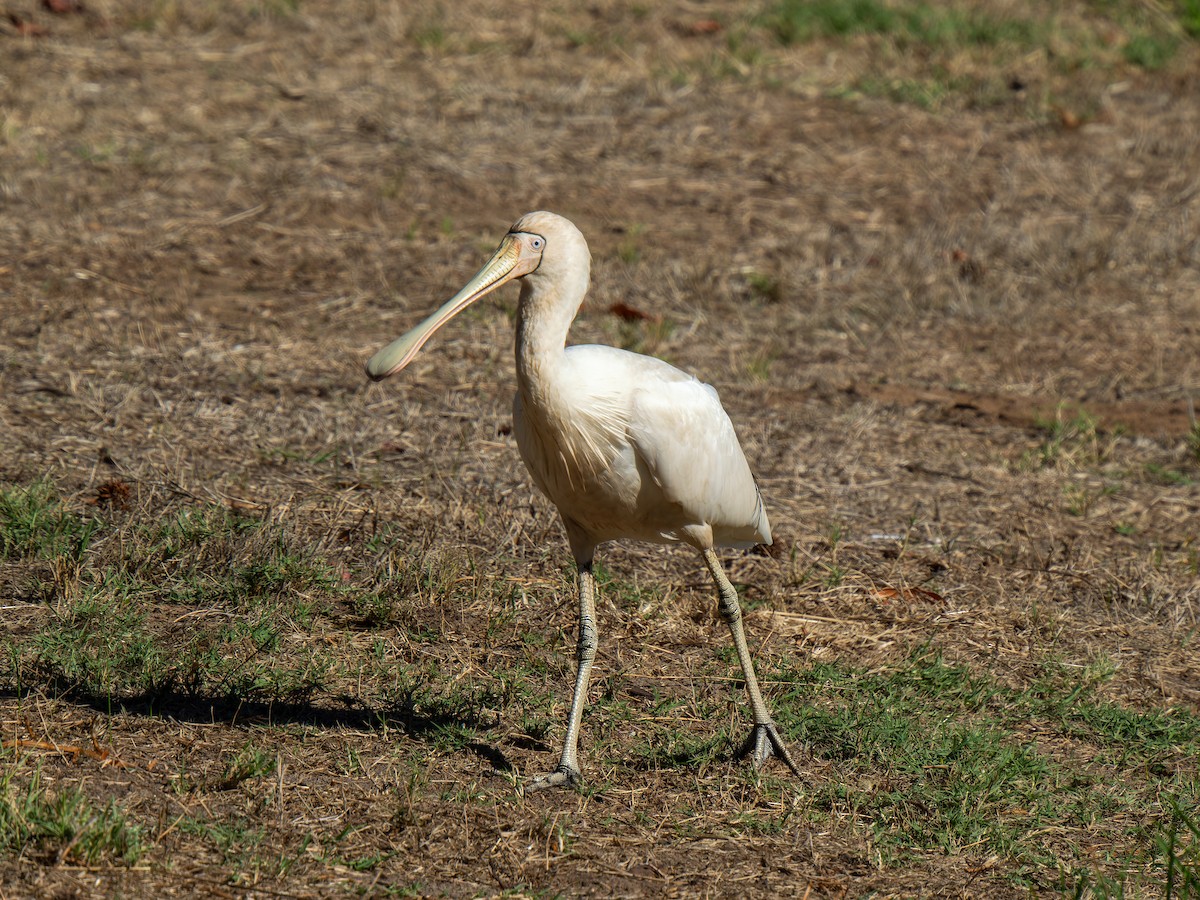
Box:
(523, 763, 583, 793)
(738, 721, 801, 776)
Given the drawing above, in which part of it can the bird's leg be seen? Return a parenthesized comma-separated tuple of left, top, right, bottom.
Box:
(701, 548, 800, 776)
(525, 560, 598, 792)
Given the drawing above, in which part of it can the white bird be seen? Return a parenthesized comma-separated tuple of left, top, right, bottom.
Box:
(367, 211, 797, 789)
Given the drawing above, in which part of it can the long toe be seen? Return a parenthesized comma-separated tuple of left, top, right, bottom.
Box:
(741, 722, 801, 776)
(523, 764, 583, 793)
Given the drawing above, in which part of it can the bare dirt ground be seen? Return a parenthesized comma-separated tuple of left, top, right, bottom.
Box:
(1, 1, 1198, 897)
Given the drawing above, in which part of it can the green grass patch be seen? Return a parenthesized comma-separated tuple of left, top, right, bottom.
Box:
(750, 0, 1198, 113)
(1143, 463, 1196, 486)
(0, 761, 145, 864)
(383, 665, 508, 752)
(3, 484, 346, 706)
(212, 742, 278, 791)
(179, 814, 266, 870)
(1181, 0, 1200, 37)
(763, 0, 1041, 48)
(0, 481, 100, 561)
(29, 575, 170, 698)
(1123, 31, 1179, 69)
(772, 648, 1200, 885)
(1023, 406, 1121, 471)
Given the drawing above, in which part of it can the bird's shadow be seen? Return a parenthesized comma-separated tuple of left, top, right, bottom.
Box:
(0, 680, 517, 774)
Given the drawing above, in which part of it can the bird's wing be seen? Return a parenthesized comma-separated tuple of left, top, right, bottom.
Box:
(626, 367, 770, 546)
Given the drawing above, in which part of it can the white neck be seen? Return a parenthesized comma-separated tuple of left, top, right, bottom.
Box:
(514, 263, 588, 413)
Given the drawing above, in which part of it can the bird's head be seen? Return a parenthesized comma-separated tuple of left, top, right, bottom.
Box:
(366, 211, 588, 381)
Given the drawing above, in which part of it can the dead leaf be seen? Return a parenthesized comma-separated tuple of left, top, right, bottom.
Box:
(6, 12, 50, 36)
(274, 82, 308, 101)
(691, 19, 722, 35)
(873, 586, 944, 604)
(42, 0, 84, 13)
(951, 249, 986, 284)
(226, 497, 267, 512)
(609, 301, 660, 323)
(1055, 106, 1082, 130)
(2, 738, 119, 766)
(756, 539, 786, 559)
(90, 479, 131, 509)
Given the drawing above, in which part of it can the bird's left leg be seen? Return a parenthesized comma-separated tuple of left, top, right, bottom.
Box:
(701, 548, 799, 775)
(525, 559, 598, 792)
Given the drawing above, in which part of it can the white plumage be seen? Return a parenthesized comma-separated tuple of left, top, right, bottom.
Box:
(367, 211, 796, 789)
(515, 346, 770, 553)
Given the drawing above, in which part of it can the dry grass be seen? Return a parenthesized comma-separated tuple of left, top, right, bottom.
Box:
(2, 0, 1199, 896)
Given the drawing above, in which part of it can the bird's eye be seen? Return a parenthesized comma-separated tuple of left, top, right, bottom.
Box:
(530, 236, 545, 251)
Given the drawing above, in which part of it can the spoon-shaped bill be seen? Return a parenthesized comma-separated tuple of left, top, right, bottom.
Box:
(366, 234, 527, 381)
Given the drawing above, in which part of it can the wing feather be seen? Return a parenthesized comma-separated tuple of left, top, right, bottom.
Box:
(627, 370, 770, 547)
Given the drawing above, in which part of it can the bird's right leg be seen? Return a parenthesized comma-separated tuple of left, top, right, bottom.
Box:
(702, 548, 800, 776)
(525, 559, 597, 792)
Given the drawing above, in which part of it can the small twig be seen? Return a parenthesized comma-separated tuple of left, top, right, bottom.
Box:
(2, 738, 124, 767)
(216, 203, 268, 227)
(277, 752, 285, 827)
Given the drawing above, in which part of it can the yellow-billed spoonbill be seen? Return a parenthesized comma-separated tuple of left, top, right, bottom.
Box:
(367, 211, 797, 789)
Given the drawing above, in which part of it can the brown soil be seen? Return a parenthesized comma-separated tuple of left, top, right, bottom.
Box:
(1, 1, 1198, 897)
